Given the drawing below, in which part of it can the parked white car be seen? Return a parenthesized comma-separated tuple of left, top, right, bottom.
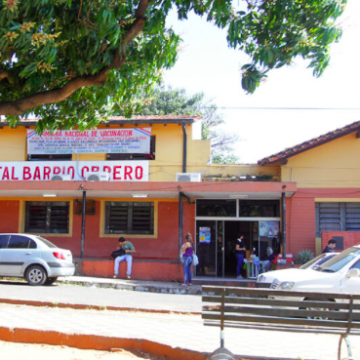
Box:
(256, 252, 338, 287)
(270, 245, 360, 297)
(0, 233, 75, 286)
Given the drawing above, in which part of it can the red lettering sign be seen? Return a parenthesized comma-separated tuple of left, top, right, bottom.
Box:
(43, 167, 51, 180)
(2, 167, 9, 180)
(23, 167, 31, 180)
(11, 167, 19, 180)
(81, 166, 89, 179)
(135, 166, 143, 180)
(124, 166, 133, 180)
(33, 167, 41, 180)
(113, 166, 122, 180)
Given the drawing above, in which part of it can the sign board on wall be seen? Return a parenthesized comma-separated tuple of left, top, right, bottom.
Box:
(27, 128, 151, 155)
(0, 161, 149, 181)
(259, 221, 280, 237)
(199, 227, 211, 244)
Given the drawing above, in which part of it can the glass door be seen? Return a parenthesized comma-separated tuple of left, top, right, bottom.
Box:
(195, 220, 216, 277)
(195, 220, 225, 277)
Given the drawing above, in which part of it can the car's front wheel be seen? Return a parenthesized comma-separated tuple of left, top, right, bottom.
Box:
(25, 265, 47, 286)
(44, 277, 58, 286)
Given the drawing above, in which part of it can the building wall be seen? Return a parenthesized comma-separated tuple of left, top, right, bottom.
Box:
(0, 200, 20, 232)
(5, 198, 195, 261)
(0, 128, 27, 161)
(321, 231, 360, 252)
(281, 133, 360, 188)
(285, 195, 316, 256)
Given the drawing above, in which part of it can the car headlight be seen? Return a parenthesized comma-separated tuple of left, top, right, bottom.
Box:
(278, 281, 295, 290)
(257, 275, 266, 282)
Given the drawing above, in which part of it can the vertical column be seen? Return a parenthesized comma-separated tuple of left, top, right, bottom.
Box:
(179, 192, 184, 255)
(282, 192, 286, 257)
(80, 190, 86, 259)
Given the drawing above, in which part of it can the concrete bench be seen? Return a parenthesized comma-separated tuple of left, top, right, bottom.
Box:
(202, 286, 360, 360)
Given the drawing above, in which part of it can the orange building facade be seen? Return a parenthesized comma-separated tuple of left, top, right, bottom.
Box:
(1, 117, 359, 281)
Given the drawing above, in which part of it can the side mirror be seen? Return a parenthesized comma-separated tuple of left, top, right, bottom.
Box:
(346, 268, 360, 278)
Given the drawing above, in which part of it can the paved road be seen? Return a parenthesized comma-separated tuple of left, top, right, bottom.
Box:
(0, 281, 202, 313)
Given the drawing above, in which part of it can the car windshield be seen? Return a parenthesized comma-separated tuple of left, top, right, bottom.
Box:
(35, 236, 57, 248)
(299, 253, 337, 269)
(316, 247, 360, 272)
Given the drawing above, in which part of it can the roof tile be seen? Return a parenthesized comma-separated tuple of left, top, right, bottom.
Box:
(258, 120, 360, 164)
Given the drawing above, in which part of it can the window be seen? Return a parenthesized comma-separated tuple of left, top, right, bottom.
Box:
(106, 136, 156, 161)
(316, 202, 360, 237)
(0, 235, 8, 248)
(25, 201, 70, 234)
(8, 235, 31, 249)
(239, 200, 280, 217)
(105, 202, 154, 235)
(196, 200, 236, 217)
(28, 154, 72, 161)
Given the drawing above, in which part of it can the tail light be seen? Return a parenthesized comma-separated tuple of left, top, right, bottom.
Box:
(53, 251, 66, 260)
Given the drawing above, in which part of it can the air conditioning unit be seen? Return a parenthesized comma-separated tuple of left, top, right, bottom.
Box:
(51, 175, 72, 181)
(176, 173, 202, 182)
(86, 172, 110, 181)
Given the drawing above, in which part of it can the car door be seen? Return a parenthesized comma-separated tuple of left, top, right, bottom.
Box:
(0, 235, 33, 276)
(340, 259, 360, 295)
(0, 235, 10, 275)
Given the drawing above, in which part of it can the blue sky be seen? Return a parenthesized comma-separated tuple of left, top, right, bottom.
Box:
(163, 0, 360, 163)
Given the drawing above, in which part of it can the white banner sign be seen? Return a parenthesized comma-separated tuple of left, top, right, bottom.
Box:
(27, 128, 151, 155)
(0, 161, 149, 181)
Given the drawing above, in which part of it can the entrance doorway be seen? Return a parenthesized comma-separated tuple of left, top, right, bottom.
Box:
(195, 220, 261, 278)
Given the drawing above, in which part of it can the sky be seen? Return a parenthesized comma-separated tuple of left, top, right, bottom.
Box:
(163, 0, 360, 163)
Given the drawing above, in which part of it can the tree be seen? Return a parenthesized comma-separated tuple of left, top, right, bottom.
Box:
(0, 0, 346, 131)
(135, 86, 240, 164)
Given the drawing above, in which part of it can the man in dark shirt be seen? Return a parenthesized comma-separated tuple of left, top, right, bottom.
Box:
(235, 234, 246, 279)
(323, 239, 336, 253)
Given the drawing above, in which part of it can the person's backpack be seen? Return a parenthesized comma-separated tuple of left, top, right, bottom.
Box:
(111, 248, 125, 259)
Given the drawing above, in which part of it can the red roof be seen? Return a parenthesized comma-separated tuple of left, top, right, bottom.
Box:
(258, 120, 360, 165)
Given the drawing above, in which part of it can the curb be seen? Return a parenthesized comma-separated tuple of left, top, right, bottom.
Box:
(0, 326, 300, 360)
(0, 326, 208, 360)
(57, 278, 203, 295)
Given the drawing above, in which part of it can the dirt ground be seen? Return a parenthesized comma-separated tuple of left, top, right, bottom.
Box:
(0, 340, 168, 360)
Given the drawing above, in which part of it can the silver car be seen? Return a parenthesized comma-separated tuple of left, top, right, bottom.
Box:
(0, 233, 75, 286)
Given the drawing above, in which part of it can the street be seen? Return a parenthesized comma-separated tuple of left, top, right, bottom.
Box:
(0, 281, 201, 313)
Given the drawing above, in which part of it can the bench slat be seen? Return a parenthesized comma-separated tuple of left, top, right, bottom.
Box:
(202, 312, 354, 329)
(202, 295, 360, 311)
(202, 305, 360, 322)
(202, 286, 360, 301)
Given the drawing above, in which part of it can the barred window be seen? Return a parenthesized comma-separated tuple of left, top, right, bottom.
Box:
(25, 202, 70, 234)
(316, 202, 360, 237)
(105, 202, 154, 235)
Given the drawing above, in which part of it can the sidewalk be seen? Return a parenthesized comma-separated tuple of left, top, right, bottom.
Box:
(1, 277, 359, 360)
(0, 302, 359, 360)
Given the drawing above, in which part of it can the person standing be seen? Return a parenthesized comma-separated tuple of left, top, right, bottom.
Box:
(235, 234, 246, 279)
(323, 239, 336, 253)
(113, 237, 136, 279)
(180, 233, 193, 286)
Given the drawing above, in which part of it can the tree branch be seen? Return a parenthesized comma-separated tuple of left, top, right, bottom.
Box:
(0, 1, 150, 116)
